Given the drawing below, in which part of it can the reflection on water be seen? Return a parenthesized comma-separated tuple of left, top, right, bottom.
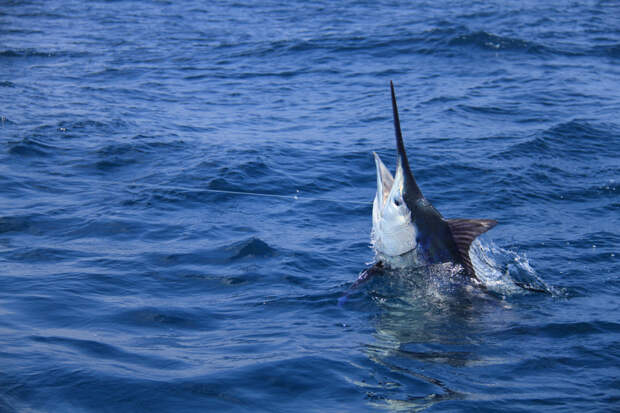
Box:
(360, 242, 540, 410)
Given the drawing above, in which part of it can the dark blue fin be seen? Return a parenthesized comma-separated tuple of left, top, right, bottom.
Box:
(338, 262, 384, 307)
(390, 81, 422, 200)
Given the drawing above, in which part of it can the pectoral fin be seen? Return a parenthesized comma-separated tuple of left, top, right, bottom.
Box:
(447, 219, 497, 278)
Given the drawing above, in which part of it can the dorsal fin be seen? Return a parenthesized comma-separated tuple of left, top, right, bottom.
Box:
(390, 81, 422, 200)
(447, 219, 497, 278)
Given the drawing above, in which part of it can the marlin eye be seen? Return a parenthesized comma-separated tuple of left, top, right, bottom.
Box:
(394, 199, 401, 206)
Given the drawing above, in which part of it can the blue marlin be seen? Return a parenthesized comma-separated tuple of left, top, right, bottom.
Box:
(370, 82, 496, 280)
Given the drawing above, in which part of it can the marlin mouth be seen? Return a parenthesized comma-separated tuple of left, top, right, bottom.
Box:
(373, 152, 394, 213)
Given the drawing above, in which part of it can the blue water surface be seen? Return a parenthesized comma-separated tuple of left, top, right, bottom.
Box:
(1, 1, 619, 411)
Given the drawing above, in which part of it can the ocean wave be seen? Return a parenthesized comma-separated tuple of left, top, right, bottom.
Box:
(29, 335, 187, 370)
(7, 137, 58, 158)
(67, 137, 187, 173)
(227, 237, 277, 260)
(0, 48, 89, 59)
(449, 30, 548, 54)
(6, 247, 92, 263)
(111, 306, 218, 330)
(144, 237, 278, 269)
(597, 43, 620, 58)
(496, 120, 618, 160)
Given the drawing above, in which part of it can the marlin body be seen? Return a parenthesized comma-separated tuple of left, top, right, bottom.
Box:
(371, 82, 496, 280)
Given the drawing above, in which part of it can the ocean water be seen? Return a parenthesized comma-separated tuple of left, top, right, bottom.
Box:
(1, 0, 619, 411)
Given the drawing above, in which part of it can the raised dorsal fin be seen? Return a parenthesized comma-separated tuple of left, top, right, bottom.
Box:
(447, 219, 497, 279)
(390, 81, 422, 200)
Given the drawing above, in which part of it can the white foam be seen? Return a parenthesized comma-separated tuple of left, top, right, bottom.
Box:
(470, 239, 553, 295)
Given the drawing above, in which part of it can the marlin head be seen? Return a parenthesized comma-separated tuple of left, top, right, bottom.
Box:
(372, 150, 417, 257)
(372, 82, 427, 259)
(371, 82, 497, 278)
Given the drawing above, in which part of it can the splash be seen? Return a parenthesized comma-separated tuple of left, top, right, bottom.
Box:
(470, 240, 556, 295)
